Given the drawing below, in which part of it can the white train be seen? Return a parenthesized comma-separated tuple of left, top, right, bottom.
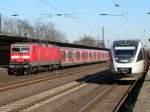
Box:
(110, 40, 149, 80)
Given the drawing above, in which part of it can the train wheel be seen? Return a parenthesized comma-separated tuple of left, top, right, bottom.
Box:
(34, 67, 38, 74)
(50, 65, 53, 71)
(24, 68, 31, 75)
(46, 66, 49, 72)
(20, 69, 24, 75)
(28, 68, 31, 75)
(8, 69, 13, 75)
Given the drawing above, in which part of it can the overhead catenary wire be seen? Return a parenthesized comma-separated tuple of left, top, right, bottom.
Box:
(40, 0, 65, 14)
(39, 0, 100, 32)
(112, 0, 144, 38)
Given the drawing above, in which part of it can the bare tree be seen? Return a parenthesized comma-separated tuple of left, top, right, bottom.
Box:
(1, 16, 67, 42)
(73, 34, 105, 48)
(15, 19, 34, 37)
(33, 21, 66, 42)
(73, 34, 96, 47)
(2, 17, 16, 35)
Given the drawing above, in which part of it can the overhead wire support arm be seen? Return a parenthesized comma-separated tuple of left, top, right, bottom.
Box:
(99, 13, 126, 17)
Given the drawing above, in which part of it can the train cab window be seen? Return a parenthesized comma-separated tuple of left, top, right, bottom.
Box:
(21, 47, 29, 53)
(12, 48, 20, 52)
(12, 47, 29, 53)
(137, 49, 143, 61)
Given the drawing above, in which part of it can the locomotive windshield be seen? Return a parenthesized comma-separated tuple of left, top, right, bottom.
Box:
(114, 46, 136, 58)
(21, 48, 29, 53)
(12, 47, 29, 53)
(112, 40, 139, 63)
(12, 48, 20, 52)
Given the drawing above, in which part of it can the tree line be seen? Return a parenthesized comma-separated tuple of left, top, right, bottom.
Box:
(1, 16, 105, 48)
(1, 17, 67, 42)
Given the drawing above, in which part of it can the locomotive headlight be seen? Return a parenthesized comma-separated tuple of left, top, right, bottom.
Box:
(11, 59, 15, 62)
(24, 59, 29, 62)
(22, 56, 30, 59)
(130, 58, 134, 61)
(115, 57, 118, 60)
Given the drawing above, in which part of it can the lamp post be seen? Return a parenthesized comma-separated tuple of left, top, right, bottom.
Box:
(0, 13, 1, 33)
(23, 26, 33, 38)
(146, 12, 150, 42)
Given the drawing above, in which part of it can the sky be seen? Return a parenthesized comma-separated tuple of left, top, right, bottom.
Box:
(0, 0, 150, 47)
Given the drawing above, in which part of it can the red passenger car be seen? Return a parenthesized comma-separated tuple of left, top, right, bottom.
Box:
(8, 42, 109, 75)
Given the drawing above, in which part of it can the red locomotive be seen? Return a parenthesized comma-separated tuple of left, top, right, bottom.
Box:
(8, 42, 109, 75)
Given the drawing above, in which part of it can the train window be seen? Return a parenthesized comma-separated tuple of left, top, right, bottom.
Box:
(82, 53, 86, 58)
(61, 51, 66, 59)
(91, 53, 94, 57)
(21, 47, 29, 53)
(64, 52, 66, 58)
(94, 52, 96, 57)
(137, 49, 143, 61)
(89, 53, 92, 58)
(12, 47, 20, 52)
(114, 49, 135, 58)
(72, 52, 74, 58)
(76, 52, 80, 58)
(98, 52, 100, 57)
(82, 53, 84, 58)
(68, 52, 72, 58)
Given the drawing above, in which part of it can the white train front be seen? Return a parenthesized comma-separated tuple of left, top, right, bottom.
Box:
(110, 40, 149, 80)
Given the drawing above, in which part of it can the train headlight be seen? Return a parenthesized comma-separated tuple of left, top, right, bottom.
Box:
(115, 57, 118, 60)
(24, 59, 29, 62)
(11, 59, 16, 62)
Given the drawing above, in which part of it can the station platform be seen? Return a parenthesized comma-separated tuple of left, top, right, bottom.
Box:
(133, 70, 150, 112)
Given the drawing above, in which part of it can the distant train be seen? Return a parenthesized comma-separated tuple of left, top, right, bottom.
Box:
(110, 40, 149, 80)
(8, 42, 109, 75)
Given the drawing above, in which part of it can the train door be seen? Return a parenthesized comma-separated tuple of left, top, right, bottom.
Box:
(37, 45, 41, 66)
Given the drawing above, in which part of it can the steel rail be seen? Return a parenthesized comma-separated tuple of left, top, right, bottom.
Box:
(0, 68, 109, 112)
(0, 64, 107, 92)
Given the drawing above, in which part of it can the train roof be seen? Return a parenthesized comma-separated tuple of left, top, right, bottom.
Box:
(113, 40, 140, 47)
(0, 34, 109, 51)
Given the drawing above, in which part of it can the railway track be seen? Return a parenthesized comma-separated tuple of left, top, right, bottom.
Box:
(0, 70, 139, 112)
(78, 80, 137, 112)
(0, 63, 103, 84)
(0, 63, 109, 110)
(0, 67, 110, 112)
(0, 63, 107, 92)
(0, 62, 139, 112)
(0, 63, 109, 111)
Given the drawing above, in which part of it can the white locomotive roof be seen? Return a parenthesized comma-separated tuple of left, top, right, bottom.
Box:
(113, 40, 140, 47)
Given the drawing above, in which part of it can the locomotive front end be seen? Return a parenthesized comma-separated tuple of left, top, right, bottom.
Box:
(110, 40, 145, 80)
(9, 43, 31, 74)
